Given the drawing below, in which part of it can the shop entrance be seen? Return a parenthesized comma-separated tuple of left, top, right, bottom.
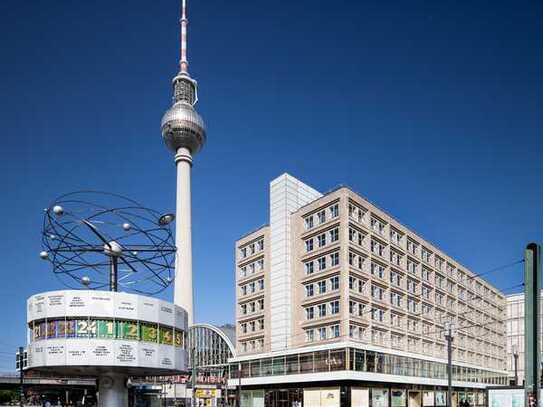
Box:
(408, 391, 422, 407)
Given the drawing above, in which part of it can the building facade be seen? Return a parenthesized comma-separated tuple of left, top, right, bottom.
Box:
(232, 174, 509, 407)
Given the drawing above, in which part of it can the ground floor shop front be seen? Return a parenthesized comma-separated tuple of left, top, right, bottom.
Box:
(239, 382, 485, 407)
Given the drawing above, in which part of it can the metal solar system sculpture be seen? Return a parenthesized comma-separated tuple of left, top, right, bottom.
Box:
(40, 191, 176, 295)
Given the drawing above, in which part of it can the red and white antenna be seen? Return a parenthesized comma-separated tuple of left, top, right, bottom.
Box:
(180, 0, 189, 73)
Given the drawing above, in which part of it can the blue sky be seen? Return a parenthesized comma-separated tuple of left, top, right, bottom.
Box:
(0, 0, 541, 370)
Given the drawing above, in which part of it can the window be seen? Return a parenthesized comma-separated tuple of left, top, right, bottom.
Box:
(249, 281, 255, 293)
(407, 239, 418, 255)
(318, 304, 327, 317)
(318, 280, 327, 294)
(358, 279, 366, 293)
(390, 250, 402, 266)
(422, 267, 431, 282)
(390, 229, 403, 246)
(349, 276, 355, 290)
(371, 285, 385, 301)
(349, 300, 356, 314)
(250, 321, 255, 332)
(421, 247, 432, 263)
(306, 329, 314, 342)
(358, 303, 366, 316)
(241, 286, 247, 296)
(371, 308, 385, 322)
(250, 302, 256, 313)
(329, 204, 339, 218)
(258, 299, 264, 310)
(407, 259, 418, 275)
(371, 240, 386, 257)
(422, 286, 431, 299)
(330, 325, 340, 338)
(330, 300, 340, 314)
(408, 318, 418, 332)
(390, 313, 402, 328)
(304, 215, 314, 230)
(330, 276, 339, 290)
(319, 327, 327, 340)
(305, 239, 314, 252)
(390, 291, 402, 307)
(239, 266, 247, 278)
(304, 261, 314, 275)
(329, 228, 339, 243)
(241, 323, 247, 334)
(330, 252, 340, 267)
(349, 252, 364, 270)
(390, 271, 401, 287)
(259, 279, 264, 290)
(306, 307, 314, 320)
(349, 203, 366, 223)
(371, 262, 385, 279)
(317, 233, 326, 247)
(258, 319, 264, 330)
(407, 298, 418, 313)
(317, 210, 326, 224)
(407, 279, 417, 295)
(257, 240, 264, 251)
(371, 217, 386, 235)
(305, 284, 314, 297)
(318, 256, 326, 271)
(241, 304, 247, 315)
(241, 247, 247, 259)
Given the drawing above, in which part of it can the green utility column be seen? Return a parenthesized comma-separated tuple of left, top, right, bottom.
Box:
(524, 243, 541, 407)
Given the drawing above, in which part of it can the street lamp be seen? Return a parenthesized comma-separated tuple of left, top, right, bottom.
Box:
(512, 344, 519, 386)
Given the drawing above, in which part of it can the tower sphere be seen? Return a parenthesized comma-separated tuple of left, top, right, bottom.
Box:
(161, 101, 206, 155)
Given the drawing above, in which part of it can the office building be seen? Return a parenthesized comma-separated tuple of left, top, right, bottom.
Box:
(232, 174, 509, 407)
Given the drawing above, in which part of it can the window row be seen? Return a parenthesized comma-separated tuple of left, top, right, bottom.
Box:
(240, 299, 265, 315)
(240, 319, 264, 334)
(305, 324, 340, 342)
(304, 252, 340, 275)
(305, 300, 340, 320)
(305, 276, 340, 297)
(239, 258, 264, 278)
(239, 239, 264, 259)
(240, 279, 264, 296)
(304, 227, 339, 252)
(304, 203, 339, 230)
(240, 338, 264, 353)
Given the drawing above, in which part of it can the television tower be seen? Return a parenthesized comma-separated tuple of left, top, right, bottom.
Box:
(161, 0, 206, 325)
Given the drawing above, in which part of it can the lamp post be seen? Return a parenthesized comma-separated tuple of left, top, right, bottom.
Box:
(444, 322, 455, 407)
(513, 344, 519, 386)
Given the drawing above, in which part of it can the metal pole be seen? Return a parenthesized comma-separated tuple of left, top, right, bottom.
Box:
(445, 324, 454, 407)
(110, 256, 118, 292)
(18, 346, 24, 407)
(192, 347, 197, 407)
(237, 362, 242, 407)
(525, 243, 541, 407)
(514, 353, 519, 386)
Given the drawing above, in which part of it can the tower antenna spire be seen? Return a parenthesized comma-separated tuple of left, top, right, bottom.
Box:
(180, 0, 189, 73)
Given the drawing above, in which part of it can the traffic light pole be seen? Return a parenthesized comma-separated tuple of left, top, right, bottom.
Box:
(18, 346, 24, 407)
(524, 243, 541, 407)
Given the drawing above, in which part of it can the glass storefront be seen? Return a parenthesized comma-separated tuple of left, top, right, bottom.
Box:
(230, 347, 508, 386)
(238, 387, 485, 407)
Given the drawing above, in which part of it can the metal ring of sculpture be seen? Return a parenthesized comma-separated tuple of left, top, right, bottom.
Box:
(40, 191, 176, 295)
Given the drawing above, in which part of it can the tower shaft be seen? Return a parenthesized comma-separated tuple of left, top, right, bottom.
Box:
(175, 147, 194, 325)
